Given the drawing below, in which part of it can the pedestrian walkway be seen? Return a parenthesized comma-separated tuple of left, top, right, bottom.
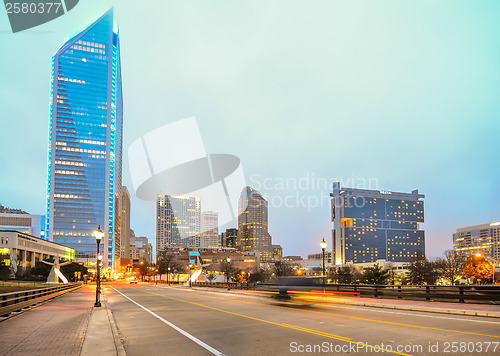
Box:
(0, 284, 122, 356)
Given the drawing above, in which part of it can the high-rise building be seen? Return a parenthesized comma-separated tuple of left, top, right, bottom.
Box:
(200, 211, 218, 248)
(156, 194, 201, 254)
(130, 235, 152, 265)
(453, 222, 500, 263)
(237, 186, 272, 262)
(331, 182, 425, 265)
(272, 244, 283, 260)
(221, 228, 238, 248)
(0, 205, 46, 239)
(45, 9, 123, 270)
(120, 187, 131, 260)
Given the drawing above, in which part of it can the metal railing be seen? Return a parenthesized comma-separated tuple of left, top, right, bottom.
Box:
(192, 282, 500, 304)
(0, 283, 82, 318)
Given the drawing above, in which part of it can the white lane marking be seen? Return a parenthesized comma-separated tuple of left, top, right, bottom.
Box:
(110, 286, 225, 356)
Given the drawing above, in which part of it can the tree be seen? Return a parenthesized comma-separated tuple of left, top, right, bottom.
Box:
(205, 274, 216, 283)
(463, 255, 493, 284)
(138, 261, 149, 281)
(248, 267, 270, 283)
(437, 250, 465, 285)
(330, 265, 361, 284)
(0, 261, 10, 281)
(407, 254, 441, 285)
(157, 251, 182, 279)
(272, 260, 293, 277)
(60, 262, 88, 281)
(28, 260, 53, 280)
(219, 260, 237, 282)
(361, 264, 389, 285)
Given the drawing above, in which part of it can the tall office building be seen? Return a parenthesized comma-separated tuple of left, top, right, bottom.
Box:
(46, 9, 123, 270)
(156, 194, 201, 254)
(453, 222, 500, 263)
(222, 228, 238, 248)
(200, 211, 218, 248)
(237, 186, 272, 262)
(331, 182, 425, 265)
(120, 186, 131, 260)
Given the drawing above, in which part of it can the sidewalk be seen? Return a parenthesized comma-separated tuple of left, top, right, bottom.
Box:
(0, 284, 123, 356)
(188, 285, 500, 318)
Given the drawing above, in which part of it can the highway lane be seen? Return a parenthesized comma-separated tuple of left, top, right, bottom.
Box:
(104, 282, 500, 356)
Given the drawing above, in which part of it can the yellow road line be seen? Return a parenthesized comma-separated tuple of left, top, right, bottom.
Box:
(126, 287, 413, 356)
(161, 287, 500, 339)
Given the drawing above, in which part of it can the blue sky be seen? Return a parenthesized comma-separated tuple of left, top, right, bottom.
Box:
(0, 0, 499, 258)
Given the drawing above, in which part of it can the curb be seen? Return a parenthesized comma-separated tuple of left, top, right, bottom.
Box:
(102, 290, 127, 356)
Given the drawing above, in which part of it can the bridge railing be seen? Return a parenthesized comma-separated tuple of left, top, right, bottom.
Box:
(192, 282, 500, 304)
(0, 283, 82, 318)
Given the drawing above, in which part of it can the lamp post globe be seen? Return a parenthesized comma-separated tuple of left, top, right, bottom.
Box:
(320, 238, 327, 284)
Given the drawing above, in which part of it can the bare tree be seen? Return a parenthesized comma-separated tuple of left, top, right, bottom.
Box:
(437, 250, 465, 285)
(157, 251, 182, 279)
(330, 265, 361, 284)
(272, 260, 293, 277)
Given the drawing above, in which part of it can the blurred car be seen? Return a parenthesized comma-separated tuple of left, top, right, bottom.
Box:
(129, 279, 138, 284)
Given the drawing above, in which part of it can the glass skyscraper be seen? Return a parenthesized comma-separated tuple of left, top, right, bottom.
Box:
(331, 182, 425, 265)
(46, 9, 123, 271)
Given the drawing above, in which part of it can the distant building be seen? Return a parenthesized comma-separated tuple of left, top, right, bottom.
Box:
(120, 187, 131, 260)
(307, 251, 333, 267)
(453, 222, 500, 263)
(272, 245, 283, 260)
(0, 230, 74, 277)
(238, 187, 272, 262)
(200, 211, 218, 248)
(156, 194, 201, 254)
(0, 205, 45, 239)
(331, 182, 425, 265)
(221, 228, 238, 248)
(130, 236, 152, 265)
(46, 10, 123, 271)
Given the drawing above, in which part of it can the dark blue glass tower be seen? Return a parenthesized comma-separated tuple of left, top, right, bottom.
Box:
(46, 9, 123, 271)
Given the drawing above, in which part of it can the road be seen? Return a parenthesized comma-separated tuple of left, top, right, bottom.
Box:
(104, 282, 500, 356)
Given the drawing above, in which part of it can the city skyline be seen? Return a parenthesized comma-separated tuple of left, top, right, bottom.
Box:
(1, 1, 499, 259)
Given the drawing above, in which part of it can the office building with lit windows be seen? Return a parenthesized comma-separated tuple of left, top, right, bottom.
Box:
(200, 211, 218, 248)
(156, 194, 201, 254)
(237, 186, 272, 263)
(221, 228, 238, 248)
(331, 182, 425, 265)
(45, 9, 123, 271)
(453, 222, 500, 263)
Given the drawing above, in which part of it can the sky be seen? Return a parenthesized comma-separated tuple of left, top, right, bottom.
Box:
(0, 0, 499, 259)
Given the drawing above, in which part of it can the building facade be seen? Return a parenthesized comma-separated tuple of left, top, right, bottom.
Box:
(221, 228, 237, 248)
(272, 244, 283, 260)
(453, 222, 500, 263)
(120, 186, 131, 260)
(45, 9, 123, 271)
(200, 211, 218, 248)
(237, 187, 272, 262)
(331, 182, 425, 265)
(0, 205, 45, 239)
(130, 236, 152, 265)
(0, 230, 75, 277)
(156, 194, 201, 254)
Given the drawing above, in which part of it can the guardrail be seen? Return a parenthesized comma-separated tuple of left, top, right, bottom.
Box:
(192, 282, 500, 304)
(0, 283, 82, 318)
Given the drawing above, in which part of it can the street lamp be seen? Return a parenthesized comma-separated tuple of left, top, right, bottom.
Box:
(320, 238, 327, 285)
(188, 264, 193, 288)
(167, 267, 171, 285)
(94, 225, 104, 308)
(155, 269, 158, 285)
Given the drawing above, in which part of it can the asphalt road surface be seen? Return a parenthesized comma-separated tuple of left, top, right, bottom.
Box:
(104, 282, 500, 356)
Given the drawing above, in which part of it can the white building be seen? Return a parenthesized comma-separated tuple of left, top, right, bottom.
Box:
(201, 211, 218, 248)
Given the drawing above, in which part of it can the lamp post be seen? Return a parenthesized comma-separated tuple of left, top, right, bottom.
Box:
(94, 226, 104, 307)
(155, 269, 158, 285)
(188, 264, 192, 288)
(320, 238, 327, 286)
(167, 267, 171, 285)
